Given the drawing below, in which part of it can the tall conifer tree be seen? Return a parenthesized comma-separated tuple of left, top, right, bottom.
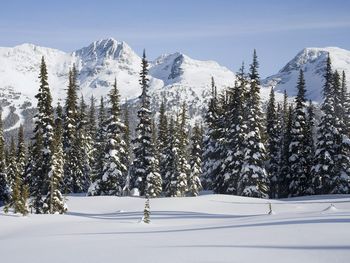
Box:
(97, 79, 128, 196)
(43, 104, 66, 214)
(266, 87, 281, 198)
(188, 123, 203, 196)
(29, 57, 54, 213)
(238, 50, 269, 198)
(312, 55, 337, 194)
(158, 99, 168, 188)
(132, 50, 161, 197)
(0, 111, 9, 205)
(221, 64, 247, 195)
(63, 65, 83, 193)
(288, 69, 309, 197)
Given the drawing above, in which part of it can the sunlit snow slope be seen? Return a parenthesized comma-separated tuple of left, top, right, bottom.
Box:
(1, 194, 350, 263)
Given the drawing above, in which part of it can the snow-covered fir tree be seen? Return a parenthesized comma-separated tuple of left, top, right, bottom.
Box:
(157, 99, 168, 189)
(88, 97, 107, 196)
(221, 64, 248, 195)
(4, 137, 29, 216)
(63, 65, 84, 193)
(278, 93, 292, 198)
(188, 123, 203, 196)
(123, 100, 131, 172)
(122, 100, 132, 195)
(288, 69, 309, 197)
(88, 95, 97, 142)
(164, 115, 187, 197)
(132, 50, 161, 197)
(312, 55, 337, 194)
(6, 138, 18, 197)
(202, 77, 226, 192)
(341, 71, 350, 137)
(304, 100, 315, 194)
(163, 116, 177, 196)
(147, 118, 162, 198)
(143, 197, 151, 224)
(76, 96, 93, 191)
(95, 79, 128, 196)
(29, 56, 55, 213)
(177, 103, 190, 196)
(238, 50, 269, 198)
(266, 87, 281, 198)
(43, 105, 67, 214)
(330, 71, 350, 194)
(16, 125, 26, 179)
(211, 91, 229, 194)
(0, 111, 9, 206)
(202, 78, 218, 190)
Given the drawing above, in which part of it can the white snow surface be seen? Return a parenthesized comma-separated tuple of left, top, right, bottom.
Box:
(1, 194, 350, 263)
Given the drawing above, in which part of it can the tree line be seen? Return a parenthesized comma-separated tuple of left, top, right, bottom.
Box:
(202, 51, 350, 199)
(0, 50, 349, 216)
(0, 51, 202, 215)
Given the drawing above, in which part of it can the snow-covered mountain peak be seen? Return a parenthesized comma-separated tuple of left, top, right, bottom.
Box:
(263, 46, 350, 101)
(150, 52, 234, 87)
(73, 38, 139, 64)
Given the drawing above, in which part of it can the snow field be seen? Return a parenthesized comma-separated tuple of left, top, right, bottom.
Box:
(1, 194, 350, 263)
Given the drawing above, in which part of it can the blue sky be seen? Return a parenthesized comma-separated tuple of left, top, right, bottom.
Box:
(1, 0, 349, 77)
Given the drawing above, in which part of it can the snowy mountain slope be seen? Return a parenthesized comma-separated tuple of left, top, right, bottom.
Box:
(0, 38, 236, 132)
(149, 52, 236, 123)
(0, 40, 349, 134)
(1, 194, 350, 263)
(263, 47, 350, 101)
(72, 38, 142, 100)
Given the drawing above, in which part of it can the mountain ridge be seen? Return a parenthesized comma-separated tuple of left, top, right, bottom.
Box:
(0, 38, 349, 135)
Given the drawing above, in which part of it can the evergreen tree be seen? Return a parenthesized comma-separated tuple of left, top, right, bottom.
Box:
(221, 64, 247, 195)
(0, 111, 9, 205)
(158, 99, 168, 188)
(163, 116, 176, 196)
(164, 115, 186, 197)
(312, 55, 337, 194)
(143, 197, 150, 224)
(278, 92, 292, 198)
(88, 95, 97, 140)
(97, 79, 128, 196)
(331, 71, 350, 194)
(63, 65, 83, 193)
(177, 103, 190, 196)
(76, 96, 93, 191)
(265, 87, 281, 198)
(132, 50, 161, 197)
(42, 103, 66, 214)
(188, 123, 203, 196)
(147, 118, 162, 197)
(88, 97, 107, 195)
(16, 125, 26, 180)
(211, 90, 228, 194)
(288, 69, 309, 197)
(305, 100, 315, 194)
(122, 100, 132, 195)
(4, 137, 29, 216)
(202, 77, 221, 190)
(123, 100, 131, 170)
(238, 50, 269, 198)
(29, 57, 54, 213)
(6, 138, 18, 195)
(341, 71, 350, 137)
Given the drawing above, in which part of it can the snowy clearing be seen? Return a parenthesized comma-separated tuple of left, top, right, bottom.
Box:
(1, 194, 350, 263)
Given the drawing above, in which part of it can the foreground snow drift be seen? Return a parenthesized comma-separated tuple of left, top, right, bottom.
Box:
(1, 194, 350, 263)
